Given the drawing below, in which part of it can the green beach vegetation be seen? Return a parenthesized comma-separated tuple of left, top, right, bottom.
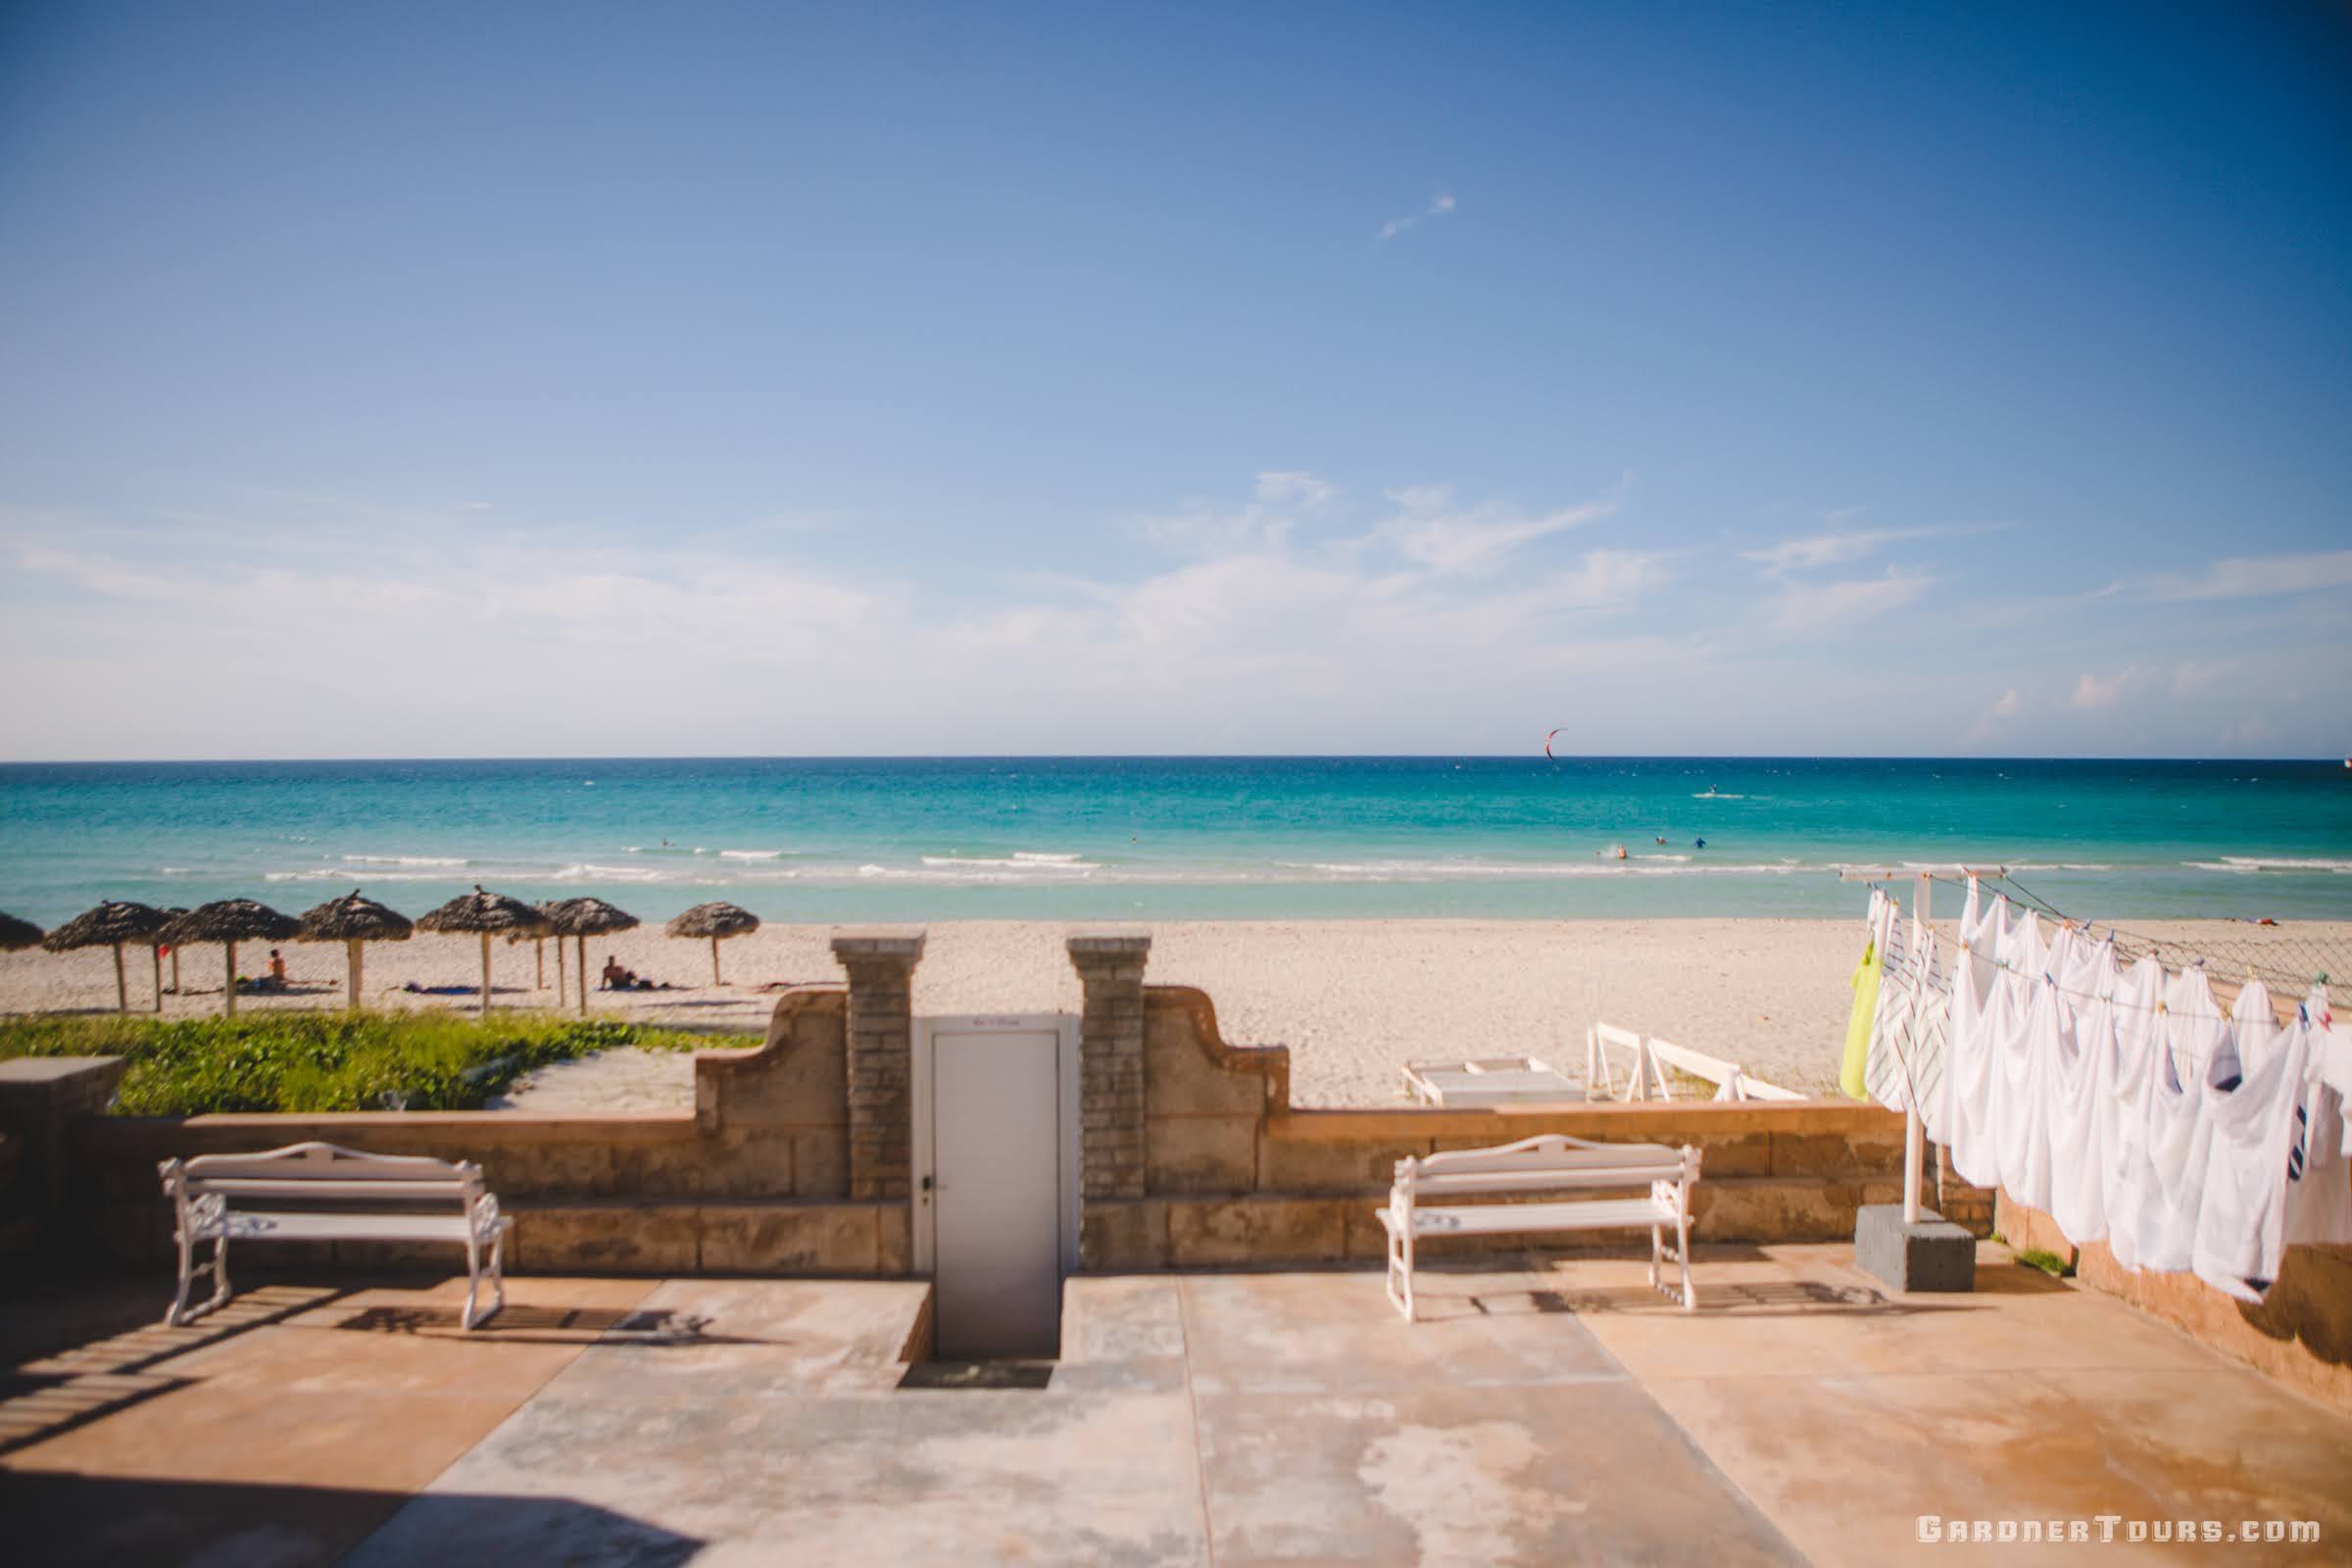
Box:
(0, 1012, 754, 1116)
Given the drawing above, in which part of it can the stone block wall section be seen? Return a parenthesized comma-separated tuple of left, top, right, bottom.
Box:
(74, 980, 897, 1275)
(1075, 932, 1909, 1269)
(58, 923, 1918, 1281)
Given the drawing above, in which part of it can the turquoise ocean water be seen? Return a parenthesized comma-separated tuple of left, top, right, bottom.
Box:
(0, 758, 2347, 927)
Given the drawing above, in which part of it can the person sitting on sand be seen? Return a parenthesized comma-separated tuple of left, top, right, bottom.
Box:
(268, 949, 288, 987)
(602, 956, 635, 990)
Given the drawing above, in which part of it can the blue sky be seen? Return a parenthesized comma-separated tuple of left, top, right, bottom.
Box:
(1, 1, 2346, 760)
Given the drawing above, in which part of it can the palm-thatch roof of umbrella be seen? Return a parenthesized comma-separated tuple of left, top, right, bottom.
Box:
(544, 897, 642, 1012)
(158, 899, 302, 1018)
(0, 910, 44, 952)
(46, 900, 170, 951)
(44, 901, 171, 1014)
(416, 886, 552, 1013)
(667, 901, 760, 986)
(296, 890, 413, 1010)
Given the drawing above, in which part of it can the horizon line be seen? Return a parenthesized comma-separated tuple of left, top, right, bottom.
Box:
(0, 752, 2343, 768)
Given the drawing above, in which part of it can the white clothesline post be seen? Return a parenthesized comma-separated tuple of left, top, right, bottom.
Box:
(1838, 863, 2005, 1227)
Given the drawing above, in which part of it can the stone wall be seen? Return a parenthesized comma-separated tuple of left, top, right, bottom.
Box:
(74, 982, 907, 1276)
(1081, 983, 1906, 1268)
(1996, 1190, 2352, 1416)
(57, 925, 1909, 1281)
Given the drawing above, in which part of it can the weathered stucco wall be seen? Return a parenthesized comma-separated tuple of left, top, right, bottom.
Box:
(56, 928, 1907, 1280)
(1996, 1189, 2352, 1417)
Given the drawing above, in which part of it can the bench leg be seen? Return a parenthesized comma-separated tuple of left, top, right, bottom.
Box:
(1649, 1224, 1662, 1292)
(1676, 1209, 1695, 1311)
(1384, 1225, 1415, 1324)
(165, 1223, 198, 1327)
(461, 1230, 509, 1331)
(168, 1234, 234, 1328)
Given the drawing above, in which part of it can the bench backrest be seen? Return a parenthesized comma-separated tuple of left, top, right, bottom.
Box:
(161, 1141, 485, 1209)
(1396, 1133, 1700, 1199)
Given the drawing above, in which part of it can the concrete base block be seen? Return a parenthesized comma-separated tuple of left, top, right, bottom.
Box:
(1854, 1203, 1975, 1293)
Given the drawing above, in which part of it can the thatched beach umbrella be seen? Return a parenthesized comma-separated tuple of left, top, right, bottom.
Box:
(0, 911, 44, 952)
(416, 885, 551, 1015)
(296, 890, 413, 1010)
(543, 897, 640, 1014)
(668, 901, 760, 986)
(158, 899, 300, 1018)
(44, 901, 169, 1014)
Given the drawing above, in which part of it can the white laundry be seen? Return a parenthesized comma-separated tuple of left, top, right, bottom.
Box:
(2108, 965, 2229, 1275)
(1938, 882, 2006, 1191)
(2282, 988, 2352, 1251)
(1864, 891, 1944, 1127)
(2191, 980, 2312, 1301)
(2040, 932, 2123, 1244)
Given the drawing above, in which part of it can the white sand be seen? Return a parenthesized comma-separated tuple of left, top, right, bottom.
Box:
(7, 918, 2343, 1110)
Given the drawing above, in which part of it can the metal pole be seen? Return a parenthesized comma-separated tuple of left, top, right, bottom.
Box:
(1905, 871, 1932, 1225)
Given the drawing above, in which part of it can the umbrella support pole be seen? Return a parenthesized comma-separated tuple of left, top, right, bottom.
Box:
(478, 932, 493, 1016)
(223, 941, 237, 1019)
(152, 946, 164, 1013)
(348, 939, 364, 1012)
(535, 939, 545, 990)
(112, 943, 128, 1015)
(711, 936, 721, 987)
(556, 939, 566, 1006)
(578, 935, 589, 1016)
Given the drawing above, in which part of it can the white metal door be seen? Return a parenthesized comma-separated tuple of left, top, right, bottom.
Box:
(915, 1014, 1077, 1358)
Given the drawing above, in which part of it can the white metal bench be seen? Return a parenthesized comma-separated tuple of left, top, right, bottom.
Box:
(1376, 1132, 1702, 1321)
(158, 1142, 514, 1330)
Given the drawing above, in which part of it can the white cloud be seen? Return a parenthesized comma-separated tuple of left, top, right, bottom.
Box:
(1252, 471, 1336, 510)
(1378, 192, 1457, 240)
(2070, 665, 2150, 710)
(2143, 550, 2352, 601)
(1964, 687, 2022, 746)
(1127, 470, 1341, 556)
(1743, 521, 2009, 577)
(1766, 566, 1931, 634)
(1386, 495, 1617, 576)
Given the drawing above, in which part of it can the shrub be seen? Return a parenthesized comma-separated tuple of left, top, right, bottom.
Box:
(0, 1012, 754, 1115)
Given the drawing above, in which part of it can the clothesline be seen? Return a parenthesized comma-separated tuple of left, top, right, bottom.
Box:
(1851, 874, 2352, 1307)
(1893, 920, 2301, 1031)
(1859, 870, 2346, 1013)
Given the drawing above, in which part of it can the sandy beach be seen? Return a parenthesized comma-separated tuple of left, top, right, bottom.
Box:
(7, 916, 2343, 1109)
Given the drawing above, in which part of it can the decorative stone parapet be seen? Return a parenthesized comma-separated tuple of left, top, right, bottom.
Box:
(1068, 929, 1152, 1203)
(832, 928, 925, 1201)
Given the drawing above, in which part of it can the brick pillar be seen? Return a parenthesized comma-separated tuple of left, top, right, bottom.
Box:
(1068, 929, 1150, 1201)
(832, 928, 924, 1201)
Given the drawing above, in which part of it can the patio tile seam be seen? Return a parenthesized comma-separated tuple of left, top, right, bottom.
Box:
(1174, 1277, 1220, 1568)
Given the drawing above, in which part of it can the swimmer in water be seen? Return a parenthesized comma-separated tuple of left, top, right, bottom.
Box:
(1654, 836, 1667, 846)
(1694, 837, 1707, 849)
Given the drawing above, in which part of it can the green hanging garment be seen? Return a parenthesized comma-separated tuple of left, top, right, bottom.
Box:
(1840, 933, 1882, 1101)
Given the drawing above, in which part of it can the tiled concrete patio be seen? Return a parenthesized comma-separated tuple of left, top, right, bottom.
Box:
(5, 1245, 2349, 1565)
